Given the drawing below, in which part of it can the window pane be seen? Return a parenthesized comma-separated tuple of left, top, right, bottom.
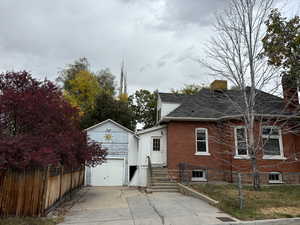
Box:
(197, 141, 206, 152)
(269, 173, 279, 181)
(237, 143, 247, 155)
(236, 128, 247, 155)
(197, 130, 206, 141)
(263, 127, 279, 135)
(263, 138, 280, 155)
(153, 139, 160, 151)
(192, 170, 204, 178)
(237, 128, 246, 141)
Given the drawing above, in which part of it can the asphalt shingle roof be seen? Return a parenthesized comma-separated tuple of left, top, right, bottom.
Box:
(158, 92, 189, 103)
(159, 88, 293, 119)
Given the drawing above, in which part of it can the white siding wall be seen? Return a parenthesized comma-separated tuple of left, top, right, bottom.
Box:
(128, 133, 138, 166)
(161, 103, 180, 118)
(136, 127, 167, 186)
(86, 121, 138, 185)
(157, 96, 162, 122)
(87, 122, 128, 157)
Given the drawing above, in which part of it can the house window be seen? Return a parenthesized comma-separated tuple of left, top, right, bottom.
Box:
(262, 127, 283, 158)
(234, 127, 248, 156)
(152, 138, 160, 151)
(195, 128, 209, 154)
(268, 172, 283, 184)
(192, 170, 207, 181)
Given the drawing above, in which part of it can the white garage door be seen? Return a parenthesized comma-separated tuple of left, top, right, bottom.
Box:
(90, 159, 124, 186)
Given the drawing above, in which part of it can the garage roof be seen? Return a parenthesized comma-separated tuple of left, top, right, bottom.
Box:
(85, 119, 135, 134)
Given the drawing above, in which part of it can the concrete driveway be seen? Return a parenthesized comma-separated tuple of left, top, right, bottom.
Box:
(59, 187, 235, 225)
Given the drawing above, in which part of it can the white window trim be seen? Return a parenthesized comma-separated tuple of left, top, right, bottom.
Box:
(195, 128, 210, 156)
(268, 172, 283, 184)
(151, 136, 161, 152)
(262, 126, 286, 160)
(191, 169, 207, 182)
(234, 126, 250, 159)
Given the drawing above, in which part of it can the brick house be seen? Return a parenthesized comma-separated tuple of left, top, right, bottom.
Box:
(136, 78, 300, 185)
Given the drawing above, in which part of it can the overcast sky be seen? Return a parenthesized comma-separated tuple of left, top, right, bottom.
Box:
(0, 0, 298, 93)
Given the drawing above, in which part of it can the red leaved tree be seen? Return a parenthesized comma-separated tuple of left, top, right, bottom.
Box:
(0, 71, 106, 169)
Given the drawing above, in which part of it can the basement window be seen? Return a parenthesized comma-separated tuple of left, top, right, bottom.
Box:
(268, 172, 283, 184)
(192, 170, 207, 182)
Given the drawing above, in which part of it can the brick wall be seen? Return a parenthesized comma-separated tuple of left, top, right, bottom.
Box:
(167, 121, 300, 183)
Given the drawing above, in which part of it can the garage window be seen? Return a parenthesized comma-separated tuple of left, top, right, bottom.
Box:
(152, 138, 161, 151)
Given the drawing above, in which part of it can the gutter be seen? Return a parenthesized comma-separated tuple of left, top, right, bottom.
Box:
(160, 114, 300, 123)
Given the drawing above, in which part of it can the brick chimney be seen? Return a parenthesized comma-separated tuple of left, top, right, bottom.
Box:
(282, 74, 299, 109)
(210, 80, 227, 91)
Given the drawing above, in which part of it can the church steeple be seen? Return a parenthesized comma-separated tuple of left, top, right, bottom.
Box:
(119, 60, 128, 101)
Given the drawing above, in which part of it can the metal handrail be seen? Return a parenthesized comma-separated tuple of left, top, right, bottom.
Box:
(147, 156, 152, 187)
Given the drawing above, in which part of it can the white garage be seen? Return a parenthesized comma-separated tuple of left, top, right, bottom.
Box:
(90, 158, 125, 186)
(85, 119, 138, 186)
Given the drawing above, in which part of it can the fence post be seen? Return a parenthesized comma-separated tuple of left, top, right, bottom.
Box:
(41, 166, 50, 216)
(59, 167, 63, 200)
(69, 167, 73, 200)
(237, 173, 244, 209)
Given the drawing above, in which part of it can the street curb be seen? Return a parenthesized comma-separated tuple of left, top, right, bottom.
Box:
(212, 217, 300, 225)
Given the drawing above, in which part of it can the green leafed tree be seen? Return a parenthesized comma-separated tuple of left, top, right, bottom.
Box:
(96, 68, 116, 96)
(59, 58, 118, 114)
(57, 57, 90, 91)
(262, 9, 300, 81)
(59, 58, 136, 130)
(131, 89, 157, 129)
(63, 70, 101, 114)
(81, 92, 136, 130)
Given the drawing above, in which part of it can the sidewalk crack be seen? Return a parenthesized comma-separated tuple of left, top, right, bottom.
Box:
(122, 189, 136, 225)
(146, 195, 165, 225)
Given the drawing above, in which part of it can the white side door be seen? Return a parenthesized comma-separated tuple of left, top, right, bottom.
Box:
(91, 159, 124, 186)
(151, 137, 163, 164)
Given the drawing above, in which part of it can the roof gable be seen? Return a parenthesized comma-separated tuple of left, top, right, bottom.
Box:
(85, 119, 135, 134)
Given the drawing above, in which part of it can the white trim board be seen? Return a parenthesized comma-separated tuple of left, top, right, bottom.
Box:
(137, 125, 167, 135)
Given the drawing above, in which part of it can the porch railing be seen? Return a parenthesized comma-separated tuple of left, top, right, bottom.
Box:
(147, 156, 152, 187)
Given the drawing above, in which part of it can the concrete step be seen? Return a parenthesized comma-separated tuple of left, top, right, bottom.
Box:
(152, 174, 169, 177)
(152, 173, 168, 176)
(151, 182, 176, 186)
(147, 188, 178, 193)
(152, 169, 168, 172)
(151, 177, 170, 180)
(152, 179, 173, 183)
(151, 185, 178, 189)
(152, 171, 168, 175)
(152, 176, 172, 180)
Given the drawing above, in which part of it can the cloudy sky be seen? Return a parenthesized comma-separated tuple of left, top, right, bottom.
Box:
(0, 0, 298, 93)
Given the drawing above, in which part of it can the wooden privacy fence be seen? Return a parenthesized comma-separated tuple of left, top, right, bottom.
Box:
(0, 166, 85, 217)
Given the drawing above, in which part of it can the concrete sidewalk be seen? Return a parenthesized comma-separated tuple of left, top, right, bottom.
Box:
(58, 187, 236, 225)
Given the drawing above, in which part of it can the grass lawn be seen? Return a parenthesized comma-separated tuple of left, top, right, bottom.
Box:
(0, 217, 63, 225)
(190, 183, 300, 220)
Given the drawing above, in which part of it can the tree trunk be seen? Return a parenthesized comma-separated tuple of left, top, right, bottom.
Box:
(248, 119, 260, 190)
(251, 157, 260, 190)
